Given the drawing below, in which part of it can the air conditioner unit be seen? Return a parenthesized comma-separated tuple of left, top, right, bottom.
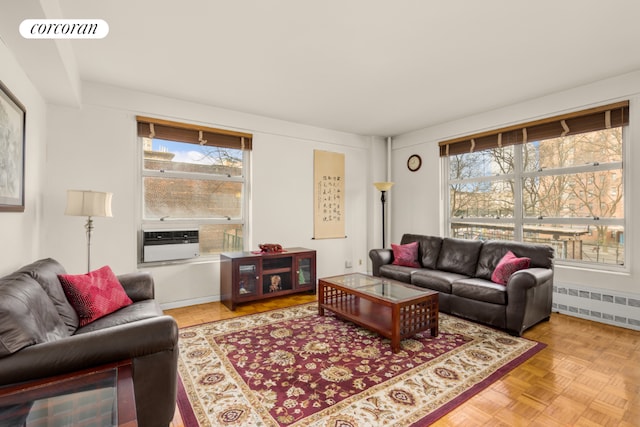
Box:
(143, 229, 200, 262)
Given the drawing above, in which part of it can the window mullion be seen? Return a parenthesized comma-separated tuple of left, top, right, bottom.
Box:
(143, 169, 244, 182)
(513, 145, 524, 241)
(443, 156, 451, 237)
(522, 161, 622, 178)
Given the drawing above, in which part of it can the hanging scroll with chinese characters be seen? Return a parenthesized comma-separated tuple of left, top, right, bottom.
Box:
(313, 150, 345, 239)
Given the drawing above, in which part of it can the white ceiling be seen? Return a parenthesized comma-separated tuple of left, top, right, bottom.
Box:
(3, 0, 640, 136)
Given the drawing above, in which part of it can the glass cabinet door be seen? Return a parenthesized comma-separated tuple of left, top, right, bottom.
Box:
(237, 261, 260, 298)
(295, 255, 314, 288)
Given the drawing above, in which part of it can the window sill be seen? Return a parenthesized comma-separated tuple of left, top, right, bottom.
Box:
(554, 261, 630, 276)
(137, 255, 221, 269)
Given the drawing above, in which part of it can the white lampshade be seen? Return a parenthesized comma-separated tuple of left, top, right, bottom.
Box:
(65, 190, 113, 217)
(373, 182, 394, 192)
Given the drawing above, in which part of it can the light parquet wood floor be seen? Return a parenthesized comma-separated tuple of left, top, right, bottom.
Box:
(165, 294, 640, 426)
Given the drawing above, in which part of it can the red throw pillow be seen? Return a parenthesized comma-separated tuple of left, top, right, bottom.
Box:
(491, 251, 531, 285)
(391, 241, 420, 268)
(59, 266, 133, 327)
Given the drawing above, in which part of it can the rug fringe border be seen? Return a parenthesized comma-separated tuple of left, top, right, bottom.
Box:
(177, 374, 200, 427)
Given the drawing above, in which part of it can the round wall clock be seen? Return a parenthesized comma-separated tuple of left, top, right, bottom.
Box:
(407, 154, 422, 172)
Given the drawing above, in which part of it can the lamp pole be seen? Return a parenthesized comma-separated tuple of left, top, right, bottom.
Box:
(85, 216, 94, 273)
(380, 190, 387, 248)
(373, 182, 394, 248)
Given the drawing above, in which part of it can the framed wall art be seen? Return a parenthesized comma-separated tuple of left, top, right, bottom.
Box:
(0, 80, 26, 212)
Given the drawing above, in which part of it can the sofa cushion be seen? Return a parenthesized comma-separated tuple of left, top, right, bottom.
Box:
(491, 251, 531, 285)
(59, 266, 133, 327)
(451, 277, 507, 305)
(401, 234, 443, 270)
(411, 269, 467, 294)
(391, 241, 420, 267)
(17, 258, 79, 333)
(75, 299, 164, 334)
(0, 272, 69, 356)
(436, 238, 483, 276)
(379, 264, 416, 283)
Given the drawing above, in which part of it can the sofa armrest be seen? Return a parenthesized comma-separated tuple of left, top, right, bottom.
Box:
(0, 315, 178, 386)
(369, 248, 393, 276)
(505, 268, 554, 335)
(118, 271, 154, 301)
(506, 268, 553, 291)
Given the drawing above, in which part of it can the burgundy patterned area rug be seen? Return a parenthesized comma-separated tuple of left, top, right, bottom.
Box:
(176, 303, 544, 426)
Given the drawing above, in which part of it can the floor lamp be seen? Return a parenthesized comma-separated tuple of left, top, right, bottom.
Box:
(373, 182, 394, 248)
(65, 190, 113, 272)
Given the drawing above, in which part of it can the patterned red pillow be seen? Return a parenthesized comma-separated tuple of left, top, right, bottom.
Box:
(391, 241, 421, 268)
(491, 251, 531, 285)
(59, 266, 133, 327)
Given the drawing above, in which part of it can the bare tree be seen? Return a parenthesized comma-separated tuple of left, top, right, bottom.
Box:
(449, 127, 624, 263)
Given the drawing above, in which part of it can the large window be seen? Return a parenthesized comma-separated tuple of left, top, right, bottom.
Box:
(442, 102, 628, 268)
(138, 117, 251, 260)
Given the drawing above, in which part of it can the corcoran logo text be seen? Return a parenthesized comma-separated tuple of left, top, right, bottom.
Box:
(20, 19, 109, 39)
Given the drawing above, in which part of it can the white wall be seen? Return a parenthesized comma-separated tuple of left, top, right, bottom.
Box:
(0, 39, 47, 275)
(392, 71, 640, 329)
(43, 82, 378, 307)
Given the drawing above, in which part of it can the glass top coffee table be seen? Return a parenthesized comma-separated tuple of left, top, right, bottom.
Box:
(318, 273, 439, 353)
(0, 361, 137, 427)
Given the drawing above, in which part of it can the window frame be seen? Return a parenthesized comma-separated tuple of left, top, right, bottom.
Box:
(137, 118, 251, 264)
(443, 112, 628, 272)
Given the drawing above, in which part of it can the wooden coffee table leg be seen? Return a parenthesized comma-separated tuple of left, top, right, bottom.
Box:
(391, 336, 402, 353)
(431, 296, 439, 336)
(392, 305, 400, 353)
(318, 282, 325, 316)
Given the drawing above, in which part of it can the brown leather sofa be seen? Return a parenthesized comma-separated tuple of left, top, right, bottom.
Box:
(0, 258, 179, 426)
(370, 234, 554, 336)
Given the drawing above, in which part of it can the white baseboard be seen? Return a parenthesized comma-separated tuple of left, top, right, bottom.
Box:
(553, 282, 640, 331)
(160, 295, 220, 311)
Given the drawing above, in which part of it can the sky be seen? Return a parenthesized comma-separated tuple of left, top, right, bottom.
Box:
(152, 138, 239, 165)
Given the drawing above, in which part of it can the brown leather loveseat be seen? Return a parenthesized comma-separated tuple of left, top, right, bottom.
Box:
(0, 258, 179, 426)
(370, 234, 554, 336)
